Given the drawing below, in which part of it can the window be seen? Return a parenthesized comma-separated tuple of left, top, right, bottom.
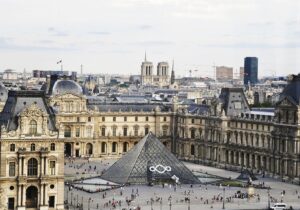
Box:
(10, 144, 15, 152)
(135, 116, 138, 122)
(191, 119, 194, 124)
(112, 142, 117, 153)
(113, 117, 116, 122)
(191, 145, 195, 155)
(49, 161, 56, 175)
(88, 117, 91, 122)
(112, 127, 117, 136)
(64, 126, 71, 137)
(50, 143, 55, 151)
(191, 129, 195, 139)
(77, 117, 80, 122)
(123, 142, 129, 152)
(164, 117, 167, 122)
(31, 143, 35, 151)
(102, 117, 105, 122)
(87, 127, 92, 137)
(75, 127, 80, 137)
(145, 116, 149, 121)
(101, 127, 106, 136)
(28, 158, 38, 176)
(8, 198, 14, 210)
(101, 142, 107, 153)
(145, 127, 149, 135)
(124, 117, 127, 122)
(123, 127, 128, 136)
(9, 162, 15, 176)
(29, 120, 37, 135)
(134, 126, 139, 136)
(49, 196, 55, 208)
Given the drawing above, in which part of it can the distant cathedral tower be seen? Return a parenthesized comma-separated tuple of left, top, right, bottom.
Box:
(171, 60, 175, 85)
(140, 53, 171, 87)
(141, 52, 154, 85)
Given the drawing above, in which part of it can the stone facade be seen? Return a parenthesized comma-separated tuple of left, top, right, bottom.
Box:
(0, 91, 64, 210)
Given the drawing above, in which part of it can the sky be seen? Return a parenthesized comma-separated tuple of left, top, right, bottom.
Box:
(0, 0, 300, 78)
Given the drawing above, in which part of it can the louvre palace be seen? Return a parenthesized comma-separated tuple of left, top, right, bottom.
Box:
(1, 73, 300, 210)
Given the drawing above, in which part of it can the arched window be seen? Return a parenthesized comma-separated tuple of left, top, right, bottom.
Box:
(123, 142, 129, 152)
(50, 143, 55, 151)
(10, 144, 15, 152)
(29, 120, 37, 135)
(112, 142, 118, 153)
(28, 158, 38, 176)
(64, 126, 71, 137)
(86, 143, 93, 155)
(30, 143, 35, 151)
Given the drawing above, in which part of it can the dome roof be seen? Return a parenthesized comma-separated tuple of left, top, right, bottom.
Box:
(52, 79, 83, 96)
(0, 83, 8, 102)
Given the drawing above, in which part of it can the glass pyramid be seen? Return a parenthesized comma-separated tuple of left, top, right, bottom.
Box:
(101, 133, 200, 184)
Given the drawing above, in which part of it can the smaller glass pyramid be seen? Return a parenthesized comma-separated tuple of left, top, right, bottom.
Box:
(101, 133, 200, 185)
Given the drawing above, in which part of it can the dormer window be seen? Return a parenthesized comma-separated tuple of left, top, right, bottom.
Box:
(29, 120, 37, 135)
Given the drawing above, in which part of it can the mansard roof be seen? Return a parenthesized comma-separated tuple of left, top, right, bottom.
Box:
(219, 88, 250, 116)
(0, 91, 56, 132)
(278, 74, 300, 105)
(87, 103, 171, 112)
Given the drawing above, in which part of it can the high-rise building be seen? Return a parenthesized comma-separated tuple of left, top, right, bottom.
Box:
(244, 57, 258, 85)
(216, 66, 233, 82)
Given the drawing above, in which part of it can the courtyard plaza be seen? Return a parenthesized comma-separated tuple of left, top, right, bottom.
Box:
(64, 158, 300, 210)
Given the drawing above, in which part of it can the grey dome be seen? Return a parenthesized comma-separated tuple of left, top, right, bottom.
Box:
(52, 79, 83, 96)
(0, 83, 8, 102)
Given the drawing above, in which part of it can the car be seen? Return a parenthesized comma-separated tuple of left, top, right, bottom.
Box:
(270, 203, 287, 210)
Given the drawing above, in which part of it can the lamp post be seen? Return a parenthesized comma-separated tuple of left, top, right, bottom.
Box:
(71, 192, 73, 206)
(88, 198, 91, 210)
(160, 198, 162, 210)
(222, 187, 225, 209)
(188, 193, 190, 210)
(76, 194, 79, 207)
(66, 186, 69, 204)
(267, 188, 270, 209)
(151, 198, 153, 210)
(169, 196, 172, 210)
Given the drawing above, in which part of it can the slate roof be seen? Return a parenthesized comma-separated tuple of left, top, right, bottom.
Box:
(278, 74, 300, 104)
(0, 82, 8, 102)
(0, 91, 56, 132)
(101, 133, 200, 184)
(187, 104, 210, 115)
(87, 103, 171, 112)
(219, 88, 250, 116)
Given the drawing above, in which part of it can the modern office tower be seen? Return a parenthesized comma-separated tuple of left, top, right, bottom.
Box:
(244, 57, 258, 85)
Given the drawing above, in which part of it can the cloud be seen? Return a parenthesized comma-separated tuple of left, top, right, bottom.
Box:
(137, 24, 152, 30)
(131, 40, 175, 46)
(89, 31, 111, 35)
(48, 27, 69, 37)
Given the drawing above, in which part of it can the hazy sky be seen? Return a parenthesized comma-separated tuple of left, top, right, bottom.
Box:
(0, 0, 299, 77)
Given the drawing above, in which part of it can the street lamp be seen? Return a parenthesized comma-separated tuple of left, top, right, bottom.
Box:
(160, 198, 162, 210)
(222, 187, 225, 209)
(267, 188, 270, 209)
(169, 196, 172, 210)
(88, 198, 91, 210)
(71, 192, 73, 205)
(188, 193, 191, 210)
(151, 198, 153, 210)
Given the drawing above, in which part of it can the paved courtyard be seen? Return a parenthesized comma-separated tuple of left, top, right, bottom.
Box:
(64, 158, 300, 210)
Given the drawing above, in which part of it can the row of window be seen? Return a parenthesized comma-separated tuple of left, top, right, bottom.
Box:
(9, 143, 56, 152)
(9, 158, 56, 177)
(230, 121, 271, 131)
(64, 126, 166, 138)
